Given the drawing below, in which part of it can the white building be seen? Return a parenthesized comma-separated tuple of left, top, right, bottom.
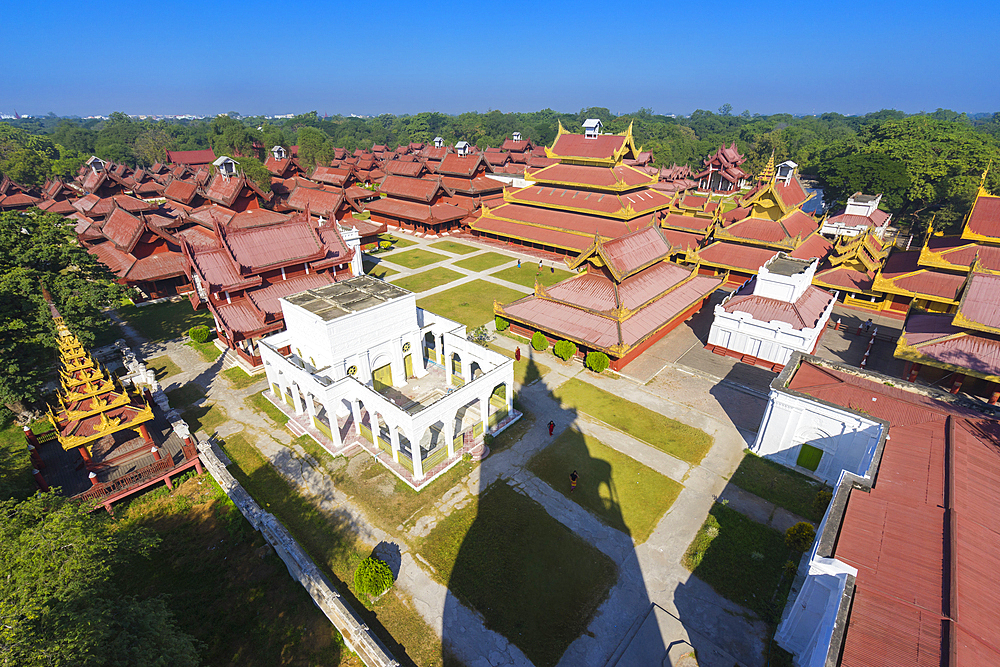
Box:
(820, 192, 891, 239)
(259, 277, 517, 489)
(706, 254, 837, 371)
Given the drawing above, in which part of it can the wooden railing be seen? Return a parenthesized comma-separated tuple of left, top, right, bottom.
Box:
(75, 457, 174, 502)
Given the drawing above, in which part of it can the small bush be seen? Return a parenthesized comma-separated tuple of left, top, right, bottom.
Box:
(379, 240, 392, 250)
(553, 340, 577, 361)
(785, 522, 816, 553)
(188, 325, 211, 344)
(783, 559, 799, 579)
(495, 316, 509, 332)
(585, 351, 610, 373)
(354, 556, 394, 600)
(813, 489, 833, 517)
(531, 331, 548, 351)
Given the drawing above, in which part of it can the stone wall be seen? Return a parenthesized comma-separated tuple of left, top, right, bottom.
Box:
(196, 438, 400, 667)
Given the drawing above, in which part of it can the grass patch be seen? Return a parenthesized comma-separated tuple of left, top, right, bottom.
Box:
(217, 432, 444, 666)
(683, 503, 794, 622)
(379, 233, 415, 249)
(118, 300, 215, 344)
(421, 481, 616, 667)
(117, 475, 360, 667)
(0, 412, 47, 500)
(418, 279, 528, 328)
(166, 384, 227, 435)
(223, 366, 265, 390)
(147, 355, 181, 381)
(487, 343, 549, 385)
(528, 428, 682, 543)
(362, 258, 399, 279)
(186, 339, 222, 362)
(382, 248, 447, 270)
(452, 252, 513, 272)
(730, 452, 827, 522)
(552, 379, 713, 465)
(246, 391, 289, 425)
(390, 267, 463, 293)
(491, 263, 573, 288)
(428, 240, 478, 255)
(487, 394, 534, 454)
(329, 453, 476, 536)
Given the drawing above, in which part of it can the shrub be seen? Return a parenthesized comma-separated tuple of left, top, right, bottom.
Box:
(495, 316, 509, 331)
(188, 325, 211, 344)
(783, 559, 799, 579)
(354, 556, 394, 600)
(785, 522, 816, 552)
(813, 489, 833, 517)
(378, 240, 392, 250)
(553, 339, 577, 361)
(531, 331, 548, 351)
(585, 351, 610, 373)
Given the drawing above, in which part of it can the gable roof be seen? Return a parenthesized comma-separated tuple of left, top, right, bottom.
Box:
(165, 148, 217, 165)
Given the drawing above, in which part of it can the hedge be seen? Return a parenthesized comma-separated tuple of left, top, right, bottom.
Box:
(585, 351, 610, 373)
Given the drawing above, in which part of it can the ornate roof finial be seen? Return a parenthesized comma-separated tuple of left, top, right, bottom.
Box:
(757, 150, 776, 183)
(980, 160, 992, 193)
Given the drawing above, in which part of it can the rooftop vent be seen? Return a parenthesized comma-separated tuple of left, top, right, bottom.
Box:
(213, 156, 239, 178)
(776, 160, 797, 185)
(512, 132, 522, 142)
(455, 141, 471, 157)
(86, 156, 105, 173)
(271, 145, 287, 160)
(434, 136, 444, 148)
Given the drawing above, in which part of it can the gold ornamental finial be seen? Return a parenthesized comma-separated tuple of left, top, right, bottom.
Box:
(757, 150, 776, 183)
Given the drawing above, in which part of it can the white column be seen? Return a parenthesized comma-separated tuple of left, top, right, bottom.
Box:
(290, 382, 304, 415)
(411, 427, 424, 480)
(304, 393, 317, 420)
(323, 401, 343, 449)
(390, 344, 407, 387)
(388, 420, 400, 463)
(444, 414, 456, 457)
(351, 399, 363, 436)
(410, 335, 427, 378)
(479, 394, 490, 434)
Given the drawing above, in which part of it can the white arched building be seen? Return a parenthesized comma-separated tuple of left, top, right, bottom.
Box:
(259, 276, 517, 489)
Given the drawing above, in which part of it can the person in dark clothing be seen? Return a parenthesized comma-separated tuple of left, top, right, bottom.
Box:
(569, 470, 578, 492)
(548, 420, 555, 436)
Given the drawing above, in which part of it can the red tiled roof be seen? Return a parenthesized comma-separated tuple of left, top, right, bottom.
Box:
(163, 178, 200, 205)
(437, 153, 488, 178)
(696, 242, 778, 272)
(508, 185, 671, 217)
(248, 273, 335, 315)
(380, 175, 444, 202)
(124, 251, 187, 281)
(285, 185, 344, 218)
(365, 197, 467, 224)
(527, 163, 654, 189)
(965, 192, 1000, 239)
(550, 133, 628, 160)
(599, 226, 673, 279)
(228, 209, 290, 230)
(384, 160, 426, 178)
(212, 299, 269, 337)
(310, 166, 352, 186)
(723, 282, 834, 329)
(166, 149, 217, 165)
(101, 207, 145, 253)
(224, 221, 325, 270)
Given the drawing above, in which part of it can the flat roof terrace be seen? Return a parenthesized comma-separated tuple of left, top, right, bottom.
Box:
(285, 275, 410, 320)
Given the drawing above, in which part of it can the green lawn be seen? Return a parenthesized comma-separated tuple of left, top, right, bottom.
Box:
(147, 355, 181, 381)
(528, 428, 682, 543)
(420, 481, 617, 667)
(381, 248, 447, 270)
(117, 475, 359, 667)
(490, 263, 573, 288)
(246, 390, 289, 425)
(186, 339, 223, 362)
(223, 366, 265, 390)
(362, 259, 399, 279)
(428, 240, 478, 255)
(119, 300, 215, 344)
(683, 503, 795, 622)
(452, 252, 513, 272)
(378, 233, 415, 249)
(417, 280, 528, 328)
(487, 343, 550, 385)
(390, 267, 463, 293)
(0, 413, 48, 500)
(216, 432, 445, 666)
(552, 379, 714, 465)
(730, 452, 827, 522)
(165, 384, 228, 435)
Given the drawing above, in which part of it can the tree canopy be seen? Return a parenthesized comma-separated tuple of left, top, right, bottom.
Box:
(0, 209, 129, 410)
(0, 491, 200, 666)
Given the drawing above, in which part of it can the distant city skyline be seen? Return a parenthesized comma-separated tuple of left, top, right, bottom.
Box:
(4, 0, 998, 118)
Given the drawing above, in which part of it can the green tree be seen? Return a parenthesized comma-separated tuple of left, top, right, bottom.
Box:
(236, 155, 272, 193)
(816, 153, 911, 210)
(1, 148, 51, 185)
(133, 125, 172, 166)
(0, 209, 129, 412)
(0, 491, 200, 666)
(296, 126, 334, 171)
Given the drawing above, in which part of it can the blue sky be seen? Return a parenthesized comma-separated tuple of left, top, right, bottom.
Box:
(3, 0, 998, 117)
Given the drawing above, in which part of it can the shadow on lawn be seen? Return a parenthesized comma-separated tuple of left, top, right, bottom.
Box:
(440, 355, 662, 667)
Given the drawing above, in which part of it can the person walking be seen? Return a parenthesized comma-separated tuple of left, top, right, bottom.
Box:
(548, 420, 555, 436)
(517, 258, 521, 268)
(515, 346, 521, 361)
(569, 470, 578, 492)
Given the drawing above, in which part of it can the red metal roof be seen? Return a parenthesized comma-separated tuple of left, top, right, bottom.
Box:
(101, 207, 145, 253)
(380, 175, 444, 202)
(599, 226, 673, 278)
(224, 221, 324, 270)
(965, 192, 1000, 239)
(527, 163, 653, 189)
(163, 178, 199, 205)
(827, 210, 891, 228)
(437, 153, 488, 178)
(813, 265, 876, 291)
(124, 251, 187, 281)
(212, 299, 269, 337)
(775, 176, 809, 209)
(723, 283, 834, 329)
(285, 185, 344, 217)
(365, 197, 466, 224)
(696, 242, 778, 272)
(508, 185, 671, 217)
(310, 166, 352, 186)
(550, 133, 628, 160)
(383, 160, 426, 178)
(228, 209, 290, 230)
(478, 202, 656, 244)
(166, 149, 217, 166)
(956, 272, 1000, 329)
(248, 273, 334, 315)
(660, 213, 713, 232)
(190, 246, 258, 291)
(788, 231, 834, 261)
(203, 173, 248, 208)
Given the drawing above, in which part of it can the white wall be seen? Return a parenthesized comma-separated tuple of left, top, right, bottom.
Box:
(751, 389, 883, 484)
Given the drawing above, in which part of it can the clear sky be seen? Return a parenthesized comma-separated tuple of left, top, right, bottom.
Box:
(3, 0, 998, 118)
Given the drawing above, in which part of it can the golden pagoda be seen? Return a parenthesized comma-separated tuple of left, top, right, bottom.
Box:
(48, 316, 154, 463)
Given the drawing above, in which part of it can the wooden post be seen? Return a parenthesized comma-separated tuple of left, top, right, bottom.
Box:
(88, 471, 100, 487)
(27, 444, 44, 469)
(33, 469, 49, 492)
(138, 422, 152, 444)
(907, 363, 921, 383)
(150, 446, 161, 461)
(950, 374, 964, 395)
(990, 390, 1000, 406)
(78, 446, 92, 463)
(23, 426, 39, 448)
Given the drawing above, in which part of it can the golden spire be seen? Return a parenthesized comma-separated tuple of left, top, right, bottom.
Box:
(980, 161, 992, 194)
(757, 150, 776, 183)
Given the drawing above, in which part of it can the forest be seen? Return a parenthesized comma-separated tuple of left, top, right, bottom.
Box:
(3, 107, 1000, 232)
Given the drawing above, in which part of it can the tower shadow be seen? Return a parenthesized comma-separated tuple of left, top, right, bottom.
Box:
(438, 353, 665, 667)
